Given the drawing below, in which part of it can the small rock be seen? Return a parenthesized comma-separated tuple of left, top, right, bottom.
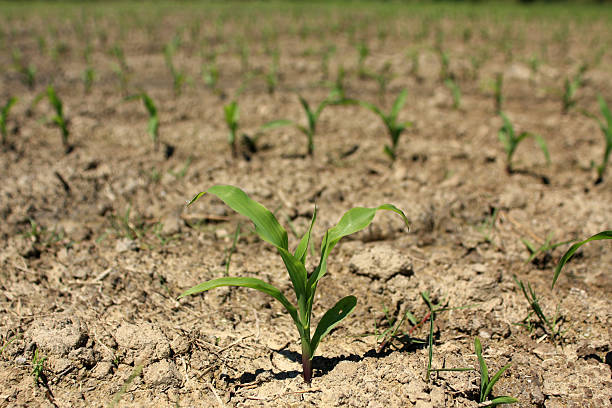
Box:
(115, 238, 137, 253)
(115, 322, 171, 365)
(144, 360, 180, 388)
(91, 361, 113, 379)
(28, 316, 89, 356)
(349, 245, 413, 281)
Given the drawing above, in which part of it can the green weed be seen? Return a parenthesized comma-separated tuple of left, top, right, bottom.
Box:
(521, 234, 574, 266)
(552, 230, 612, 288)
(514, 276, 566, 341)
(444, 78, 461, 109)
(474, 337, 517, 406)
(179, 185, 409, 383)
(31, 348, 46, 387)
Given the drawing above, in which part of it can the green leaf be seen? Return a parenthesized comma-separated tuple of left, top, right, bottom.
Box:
(552, 231, 612, 288)
(189, 185, 289, 250)
(294, 207, 317, 265)
(308, 204, 409, 287)
(475, 337, 489, 402)
(598, 95, 612, 130)
(390, 89, 407, 122)
(259, 119, 293, 131)
(530, 133, 550, 164)
(310, 295, 357, 356)
(178, 277, 300, 327)
(482, 396, 518, 407)
(142, 93, 157, 117)
(224, 101, 238, 126)
(483, 363, 512, 402)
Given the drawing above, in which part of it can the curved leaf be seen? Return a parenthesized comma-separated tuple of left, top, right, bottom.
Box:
(188, 185, 288, 250)
(294, 207, 317, 265)
(390, 89, 407, 122)
(475, 337, 489, 402)
(178, 276, 300, 327)
(552, 231, 612, 288)
(483, 363, 512, 402)
(483, 396, 518, 407)
(310, 295, 357, 357)
(308, 204, 409, 288)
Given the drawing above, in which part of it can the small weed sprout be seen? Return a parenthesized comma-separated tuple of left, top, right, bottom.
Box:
(498, 112, 550, 173)
(31, 348, 46, 387)
(357, 41, 370, 79)
(552, 230, 611, 288)
(47, 85, 70, 153)
(12, 49, 36, 89)
(164, 41, 187, 97)
(521, 234, 574, 266)
(513, 276, 566, 341)
(584, 96, 612, 183)
(82, 67, 95, 94)
(356, 89, 412, 162)
(179, 185, 409, 383)
(1, 96, 17, 146)
(474, 337, 518, 406)
(127, 92, 160, 152)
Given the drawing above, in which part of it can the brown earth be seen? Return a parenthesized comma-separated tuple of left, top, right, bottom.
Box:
(0, 3, 611, 407)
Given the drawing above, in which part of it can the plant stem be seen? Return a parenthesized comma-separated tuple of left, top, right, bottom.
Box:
(301, 348, 312, 384)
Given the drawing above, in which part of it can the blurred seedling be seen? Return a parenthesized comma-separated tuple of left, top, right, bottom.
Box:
(47, 85, 71, 153)
(1, 96, 17, 146)
(521, 234, 575, 267)
(475, 208, 499, 244)
(327, 64, 346, 101)
(583, 96, 612, 184)
(111, 45, 130, 95)
(31, 348, 46, 387)
(356, 41, 370, 79)
(355, 89, 412, 162)
(513, 276, 566, 342)
(444, 78, 461, 109)
(474, 337, 518, 406)
(23, 219, 65, 248)
(498, 112, 550, 173)
(179, 185, 409, 383)
(552, 230, 612, 289)
(494, 73, 503, 113)
(12, 49, 36, 89)
(108, 364, 143, 408)
(280, 95, 349, 156)
(224, 100, 291, 158)
(164, 41, 187, 97)
(82, 67, 95, 94)
(408, 49, 421, 80)
(126, 92, 160, 152)
(562, 64, 587, 114)
(168, 156, 192, 180)
(438, 49, 451, 82)
(320, 44, 336, 81)
(265, 50, 280, 95)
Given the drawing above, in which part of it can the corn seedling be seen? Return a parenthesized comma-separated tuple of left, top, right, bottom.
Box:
(265, 50, 280, 95)
(521, 234, 575, 267)
(111, 45, 129, 95)
(444, 78, 461, 109)
(438, 50, 451, 82)
(327, 64, 346, 101)
(47, 85, 70, 153)
(164, 42, 187, 97)
(494, 73, 503, 113)
(498, 112, 550, 173)
(357, 41, 370, 79)
(126, 92, 160, 152)
(355, 89, 412, 162)
(514, 276, 565, 342)
(1, 96, 17, 146)
(179, 185, 409, 383)
(408, 49, 420, 80)
(320, 45, 336, 81)
(224, 101, 240, 156)
(584, 96, 612, 184)
(282, 95, 349, 156)
(552, 230, 612, 289)
(12, 49, 36, 89)
(474, 338, 517, 406)
(562, 64, 586, 114)
(82, 67, 95, 94)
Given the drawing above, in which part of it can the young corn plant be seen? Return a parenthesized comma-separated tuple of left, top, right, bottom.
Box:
(179, 185, 409, 383)
(357, 41, 370, 79)
(561, 65, 586, 114)
(356, 89, 412, 162)
(498, 112, 550, 173)
(224, 101, 240, 157)
(164, 43, 187, 97)
(552, 230, 612, 289)
(127, 92, 160, 152)
(283, 95, 348, 156)
(47, 85, 70, 153)
(82, 67, 95, 94)
(474, 337, 517, 406)
(584, 95, 612, 184)
(1, 96, 17, 147)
